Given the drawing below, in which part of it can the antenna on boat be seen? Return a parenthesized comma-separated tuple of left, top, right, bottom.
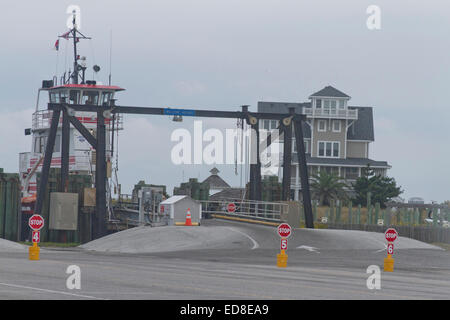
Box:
(59, 10, 91, 84)
(108, 29, 113, 86)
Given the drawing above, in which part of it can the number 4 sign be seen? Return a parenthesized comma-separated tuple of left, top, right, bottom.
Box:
(32, 231, 40, 243)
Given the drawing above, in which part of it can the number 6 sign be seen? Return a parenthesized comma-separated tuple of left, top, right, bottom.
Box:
(387, 243, 394, 255)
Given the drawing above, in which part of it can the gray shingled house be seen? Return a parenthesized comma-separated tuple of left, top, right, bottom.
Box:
(202, 167, 231, 196)
(258, 85, 391, 200)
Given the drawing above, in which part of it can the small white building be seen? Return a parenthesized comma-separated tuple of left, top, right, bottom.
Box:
(160, 195, 202, 226)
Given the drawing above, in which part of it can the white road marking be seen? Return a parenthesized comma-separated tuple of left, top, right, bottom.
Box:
(227, 227, 259, 250)
(296, 245, 320, 253)
(375, 244, 388, 253)
(0, 282, 106, 300)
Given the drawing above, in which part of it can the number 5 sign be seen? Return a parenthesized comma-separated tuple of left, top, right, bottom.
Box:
(281, 238, 288, 251)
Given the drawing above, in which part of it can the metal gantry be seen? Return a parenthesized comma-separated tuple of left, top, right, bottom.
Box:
(35, 102, 314, 239)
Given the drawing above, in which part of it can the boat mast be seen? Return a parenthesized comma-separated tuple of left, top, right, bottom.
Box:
(60, 10, 91, 84)
(72, 12, 78, 84)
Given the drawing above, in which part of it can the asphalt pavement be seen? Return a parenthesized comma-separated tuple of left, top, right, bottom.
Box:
(0, 219, 449, 299)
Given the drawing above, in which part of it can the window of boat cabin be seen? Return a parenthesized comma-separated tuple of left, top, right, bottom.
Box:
(69, 90, 80, 104)
(101, 91, 113, 106)
(49, 90, 70, 104)
(81, 90, 99, 105)
(49, 91, 61, 103)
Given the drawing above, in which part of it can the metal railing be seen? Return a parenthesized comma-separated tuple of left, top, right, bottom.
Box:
(302, 107, 358, 119)
(200, 198, 287, 222)
(32, 110, 124, 131)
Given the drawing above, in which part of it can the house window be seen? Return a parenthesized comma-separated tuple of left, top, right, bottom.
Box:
(292, 140, 308, 153)
(332, 120, 341, 132)
(330, 100, 337, 109)
(345, 167, 359, 179)
(339, 99, 346, 109)
(316, 99, 322, 108)
(318, 120, 326, 132)
(325, 142, 332, 157)
(333, 142, 339, 157)
(263, 120, 270, 130)
(322, 166, 339, 176)
(318, 141, 340, 158)
(318, 142, 325, 156)
(270, 120, 278, 130)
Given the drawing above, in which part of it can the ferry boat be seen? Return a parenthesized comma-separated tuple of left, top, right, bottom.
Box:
(19, 12, 123, 228)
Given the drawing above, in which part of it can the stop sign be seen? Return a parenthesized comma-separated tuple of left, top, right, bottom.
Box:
(29, 214, 44, 231)
(385, 228, 398, 242)
(227, 203, 236, 213)
(277, 223, 292, 238)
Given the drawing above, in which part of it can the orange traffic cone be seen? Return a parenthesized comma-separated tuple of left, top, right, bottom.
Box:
(185, 208, 192, 226)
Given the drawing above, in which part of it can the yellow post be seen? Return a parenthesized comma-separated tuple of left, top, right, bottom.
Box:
(383, 254, 394, 272)
(277, 249, 288, 268)
(29, 242, 40, 261)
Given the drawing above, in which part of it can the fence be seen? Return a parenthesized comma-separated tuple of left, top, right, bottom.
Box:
(0, 171, 20, 241)
(312, 200, 450, 244)
(201, 199, 287, 223)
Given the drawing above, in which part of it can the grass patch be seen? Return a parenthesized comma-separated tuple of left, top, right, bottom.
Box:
(20, 242, 80, 248)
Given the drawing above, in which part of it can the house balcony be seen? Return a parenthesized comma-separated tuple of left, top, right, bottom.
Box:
(302, 107, 358, 120)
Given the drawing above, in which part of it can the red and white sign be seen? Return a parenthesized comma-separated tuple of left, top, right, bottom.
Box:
(32, 231, 40, 243)
(280, 238, 288, 251)
(277, 223, 292, 238)
(28, 214, 44, 231)
(385, 228, 398, 242)
(227, 203, 236, 213)
(387, 243, 394, 255)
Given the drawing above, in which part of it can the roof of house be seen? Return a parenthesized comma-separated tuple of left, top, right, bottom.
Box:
(309, 86, 350, 98)
(209, 188, 246, 201)
(202, 168, 231, 189)
(257, 102, 375, 141)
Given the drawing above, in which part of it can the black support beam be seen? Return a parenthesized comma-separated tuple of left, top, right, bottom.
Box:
(281, 122, 292, 201)
(292, 113, 314, 229)
(95, 107, 107, 238)
(61, 108, 70, 192)
(35, 109, 61, 216)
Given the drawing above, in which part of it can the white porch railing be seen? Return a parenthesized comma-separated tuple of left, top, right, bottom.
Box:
(302, 107, 358, 119)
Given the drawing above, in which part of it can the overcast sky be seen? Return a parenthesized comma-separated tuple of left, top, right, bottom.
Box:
(0, 0, 449, 202)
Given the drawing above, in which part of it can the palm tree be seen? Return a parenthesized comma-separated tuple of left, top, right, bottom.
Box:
(310, 171, 348, 206)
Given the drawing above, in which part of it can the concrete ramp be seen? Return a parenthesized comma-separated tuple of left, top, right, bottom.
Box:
(80, 225, 252, 253)
(0, 238, 28, 252)
(298, 228, 443, 251)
